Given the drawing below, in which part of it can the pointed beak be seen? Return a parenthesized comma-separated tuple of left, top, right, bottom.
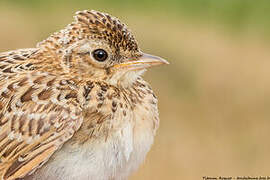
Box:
(113, 53, 169, 70)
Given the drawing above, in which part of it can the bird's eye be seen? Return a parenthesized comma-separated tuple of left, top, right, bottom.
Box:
(92, 49, 108, 62)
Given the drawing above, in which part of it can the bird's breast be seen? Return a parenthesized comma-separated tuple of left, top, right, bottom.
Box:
(27, 79, 159, 180)
(29, 114, 156, 180)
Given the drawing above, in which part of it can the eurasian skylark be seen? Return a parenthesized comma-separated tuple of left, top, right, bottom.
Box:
(0, 10, 169, 180)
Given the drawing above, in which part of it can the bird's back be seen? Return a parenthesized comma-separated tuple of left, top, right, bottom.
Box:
(0, 48, 38, 75)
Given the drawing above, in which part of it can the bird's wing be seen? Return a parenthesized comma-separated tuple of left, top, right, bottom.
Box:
(0, 69, 83, 180)
(0, 48, 39, 75)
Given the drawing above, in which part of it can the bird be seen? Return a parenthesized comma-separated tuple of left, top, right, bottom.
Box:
(0, 10, 169, 180)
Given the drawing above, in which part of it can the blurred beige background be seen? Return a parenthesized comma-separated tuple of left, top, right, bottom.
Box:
(1, 0, 270, 179)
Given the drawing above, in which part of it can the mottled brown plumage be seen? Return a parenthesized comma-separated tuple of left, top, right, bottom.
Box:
(0, 10, 168, 180)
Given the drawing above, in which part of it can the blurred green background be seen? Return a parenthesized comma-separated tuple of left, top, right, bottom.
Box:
(1, 0, 270, 179)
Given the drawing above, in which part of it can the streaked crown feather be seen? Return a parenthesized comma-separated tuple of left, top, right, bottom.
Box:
(38, 10, 139, 54)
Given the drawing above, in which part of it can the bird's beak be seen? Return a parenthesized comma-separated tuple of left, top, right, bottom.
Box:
(113, 53, 169, 70)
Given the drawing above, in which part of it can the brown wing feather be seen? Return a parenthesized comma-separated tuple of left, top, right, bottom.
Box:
(0, 48, 38, 75)
(0, 91, 82, 180)
(0, 50, 83, 179)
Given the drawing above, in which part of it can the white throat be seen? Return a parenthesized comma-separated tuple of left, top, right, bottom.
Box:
(108, 69, 147, 88)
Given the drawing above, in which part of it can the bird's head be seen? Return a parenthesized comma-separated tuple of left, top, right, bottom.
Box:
(38, 10, 169, 87)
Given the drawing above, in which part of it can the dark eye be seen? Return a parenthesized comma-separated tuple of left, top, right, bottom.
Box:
(92, 49, 108, 62)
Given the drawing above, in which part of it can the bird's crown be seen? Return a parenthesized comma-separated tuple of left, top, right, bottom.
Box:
(38, 10, 139, 56)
